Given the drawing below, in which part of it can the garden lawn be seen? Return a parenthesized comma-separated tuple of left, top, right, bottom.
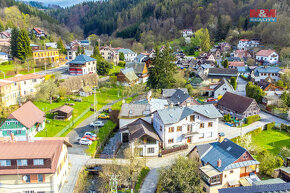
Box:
(251, 129, 290, 155)
(109, 65, 124, 76)
(35, 87, 123, 137)
(0, 64, 43, 79)
(111, 95, 136, 110)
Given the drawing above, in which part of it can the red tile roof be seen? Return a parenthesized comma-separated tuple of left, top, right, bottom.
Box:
(0, 139, 71, 175)
(7, 101, 45, 129)
(5, 74, 44, 83)
(256, 50, 275, 57)
(240, 39, 249, 42)
(229, 61, 245, 67)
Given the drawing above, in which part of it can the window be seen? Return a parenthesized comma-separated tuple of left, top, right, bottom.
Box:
(211, 175, 221, 185)
(147, 148, 154, 154)
(6, 130, 11, 135)
(37, 174, 43, 182)
(17, 159, 28, 166)
(168, 127, 174, 133)
(33, 79, 37, 83)
(190, 115, 195, 122)
(208, 122, 213, 127)
(177, 126, 182, 132)
(243, 155, 249, 159)
(33, 159, 44, 166)
(199, 133, 204, 139)
(230, 170, 233, 174)
(24, 191, 34, 193)
(159, 126, 162, 132)
(168, 139, 174, 144)
(22, 175, 31, 183)
(200, 123, 204, 128)
(24, 81, 26, 85)
(187, 125, 192, 132)
(16, 130, 21, 134)
(0, 160, 11, 166)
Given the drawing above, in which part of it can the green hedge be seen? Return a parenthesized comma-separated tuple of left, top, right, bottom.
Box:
(265, 122, 275, 130)
(245, 115, 261, 125)
(134, 167, 150, 192)
(281, 123, 290, 133)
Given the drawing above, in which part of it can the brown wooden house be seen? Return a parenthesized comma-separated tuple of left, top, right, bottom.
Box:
(50, 105, 73, 120)
(117, 67, 139, 86)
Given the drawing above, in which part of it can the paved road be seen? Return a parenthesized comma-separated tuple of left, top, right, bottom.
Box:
(236, 76, 247, 96)
(36, 65, 68, 76)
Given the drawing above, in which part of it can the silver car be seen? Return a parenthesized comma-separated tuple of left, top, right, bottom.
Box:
(79, 138, 92, 145)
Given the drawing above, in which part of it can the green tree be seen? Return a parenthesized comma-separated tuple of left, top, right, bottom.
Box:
(246, 82, 266, 103)
(276, 80, 285, 88)
(281, 91, 290, 107)
(215, 15, 223, 42)
(37, 79, 57, 104)
(258, 150, 284, 176)
(119, 52, 125, 61)
(147, 44, 177, 89)
(0, 20, 4, 32)
(97, 61, 112, 75)
(10, 27, 19, 59)
(91, 45, 103, 61)
(223, 60, 229, 68)
(57, 37, 66, 54)
(16, 29, 32, 61)
(230, 77, 237, 90)
(157, 157, 202, 193)
(191, 28, 211, 52)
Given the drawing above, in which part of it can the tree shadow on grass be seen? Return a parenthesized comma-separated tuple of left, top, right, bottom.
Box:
(266, 138, 290, 155)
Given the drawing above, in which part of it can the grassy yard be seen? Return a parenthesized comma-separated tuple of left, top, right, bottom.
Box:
(35, 87, 123, 137)
(251, 129, 290, 155)
(111, 95, 136, 110)
(0, 64, 43, 79)
(109, 65, 124, 76)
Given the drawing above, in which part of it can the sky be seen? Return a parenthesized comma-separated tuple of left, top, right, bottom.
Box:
(20, 0, 95, 7)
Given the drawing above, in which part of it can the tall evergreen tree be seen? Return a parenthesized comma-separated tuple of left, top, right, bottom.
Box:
(10, 27, 19, 59)
(201, 28, 211, 52)
(215, 15, 223, 42)
(16, 29, 31, 61)
(92, 45, 103, 61)
(147, 44, 177, 89)
(57, 37, 66, 54)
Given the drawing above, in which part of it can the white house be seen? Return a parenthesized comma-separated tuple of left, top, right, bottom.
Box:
(153, 104, 222, 148)
(45, 42, 58, 49)
(237, 39, 259, 50)
(212, 78, 236, 99)
(67, 50, 76, 62)
(0, 52, 8, 63)
(182, 29, 193, 38)
(117, 48, 137, 62)
(255, 50, 279, 65)
(252, 66, 281, 82)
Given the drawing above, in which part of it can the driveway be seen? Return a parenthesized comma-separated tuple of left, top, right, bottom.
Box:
(236, 76, 247, 96)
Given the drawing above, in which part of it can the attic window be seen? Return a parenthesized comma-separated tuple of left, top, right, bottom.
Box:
(205, 110, 209, 114)
(226, 147, 232, 151)
(169, 114, 173, 118)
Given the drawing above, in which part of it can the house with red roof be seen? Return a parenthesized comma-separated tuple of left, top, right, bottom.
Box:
(228, 61, 245, 69)
(255, 49, 279, 64)
(0, 74, 45, 106)
(0, 138, 71, 193)
(0, 101, 45, 139)
(31, 27, 46, 38)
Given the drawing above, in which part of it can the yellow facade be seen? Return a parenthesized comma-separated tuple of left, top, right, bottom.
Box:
(33, 50, 60, 65)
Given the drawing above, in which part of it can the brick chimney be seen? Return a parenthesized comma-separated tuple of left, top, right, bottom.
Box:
(218, 132, 225, 143)
(217, 159, 222, 168)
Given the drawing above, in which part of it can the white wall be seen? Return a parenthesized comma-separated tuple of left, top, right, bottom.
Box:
(119, 117, 151, 128)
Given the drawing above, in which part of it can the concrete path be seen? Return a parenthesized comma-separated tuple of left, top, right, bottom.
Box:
(140, 168, 159, 193)
(236, 76, 247, 96)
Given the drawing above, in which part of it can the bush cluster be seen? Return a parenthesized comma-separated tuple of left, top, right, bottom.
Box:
(245, 115, 261, 124)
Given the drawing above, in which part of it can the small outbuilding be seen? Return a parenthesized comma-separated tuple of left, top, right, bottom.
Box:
(79, 87, 92, 97)
(50, 105, 73, 120)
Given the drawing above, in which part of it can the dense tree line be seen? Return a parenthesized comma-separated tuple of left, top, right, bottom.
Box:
(10, 27, 32, 61)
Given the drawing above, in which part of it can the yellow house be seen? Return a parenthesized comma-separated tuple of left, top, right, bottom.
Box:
(33, 50, 60, 65)
(0, 138, 72, 193)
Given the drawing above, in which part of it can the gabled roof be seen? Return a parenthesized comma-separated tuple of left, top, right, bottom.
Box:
(217, 92, 256, 113)
(168, 89, 192, 105)
(69, 54, 96, 64)
(156, 104, 222, 125)
(125, 62, 146, 74)
(0, 139, 72, 175)
(236, 66, 250, 73)
(0, 74, 44, 87)
(50, 105, 73, 114)
(119, 103, 151, 118)
(198, 138, 259, 172)
(7, 101, 45, 129)
(213, 78, 234, 92)
(256, 49, 276, 57)
(228, 61, 245, 67)
(218, 182, 290, 193)
(120, 67, 139, 82)
(253, 66, 281, 77)
(117, 48, 136, 54)
(162, 88, 188, 98)
(258, 80, 284, 91)
(208, 68, 238, 76)
(227, 57, 241, 62)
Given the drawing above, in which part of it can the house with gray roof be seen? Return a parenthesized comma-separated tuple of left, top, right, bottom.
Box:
(125, 62, 149, 83)
(153, 104, 222, 148)
(162, 88, 199, 107)
(212, 78, 236, 99)
(117, 48, 137, 62)
(190, 136, 260, 193)
(68, 54, 97, 75)
(251, 66, 281, 82)
(117, 67, 139, 86)
(207, 68, 238, 83)
(119, 118, 161, 156)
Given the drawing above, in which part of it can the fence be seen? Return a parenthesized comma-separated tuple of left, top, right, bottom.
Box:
(259, 105, 289, 121)
(54, 107, 91, 137)
(161, 144, 188, 155)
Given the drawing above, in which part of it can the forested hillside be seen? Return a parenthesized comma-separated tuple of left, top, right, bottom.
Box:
(0, 0, 79, 42)
(49, 0, 289, 49)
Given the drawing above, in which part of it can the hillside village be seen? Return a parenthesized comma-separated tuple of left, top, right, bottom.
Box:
(0, 1, 289, 193)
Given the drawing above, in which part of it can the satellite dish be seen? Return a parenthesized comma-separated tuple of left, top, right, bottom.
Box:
(21, 127, 26, 131)
(23, 175, 28, 182)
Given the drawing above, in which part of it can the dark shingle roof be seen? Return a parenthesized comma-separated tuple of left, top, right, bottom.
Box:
(217, 92, 256, 113)
(208, 68, 238, 76)
(218, 182, 290, 193)
(125, 62, 146, 74)
(69, 54, 96, 64)
(169, 89, 191, 105)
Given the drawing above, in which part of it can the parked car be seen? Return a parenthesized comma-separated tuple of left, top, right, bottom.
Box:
(83, 135, 96, 141)
(79, 138, 92, 145)
(98, 114, 109, 119)
(84, 132, 97, 138)
(207, 98, 218, 102)
(90, 121, 104, 127)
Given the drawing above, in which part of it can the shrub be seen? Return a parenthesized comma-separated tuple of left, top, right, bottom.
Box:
(224, 114, 231, 122)
(281, 124, 290, 133)
(257, 150, 284, 176)
(245, 115, 261, 124)
(135, 167, 150, 192)
(265, 122, 275, 130)
(118, 61, 126, 67)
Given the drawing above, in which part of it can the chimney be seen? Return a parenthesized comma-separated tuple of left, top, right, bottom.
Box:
(217, 159, 222, 168)
(218, 132, 225, 143)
